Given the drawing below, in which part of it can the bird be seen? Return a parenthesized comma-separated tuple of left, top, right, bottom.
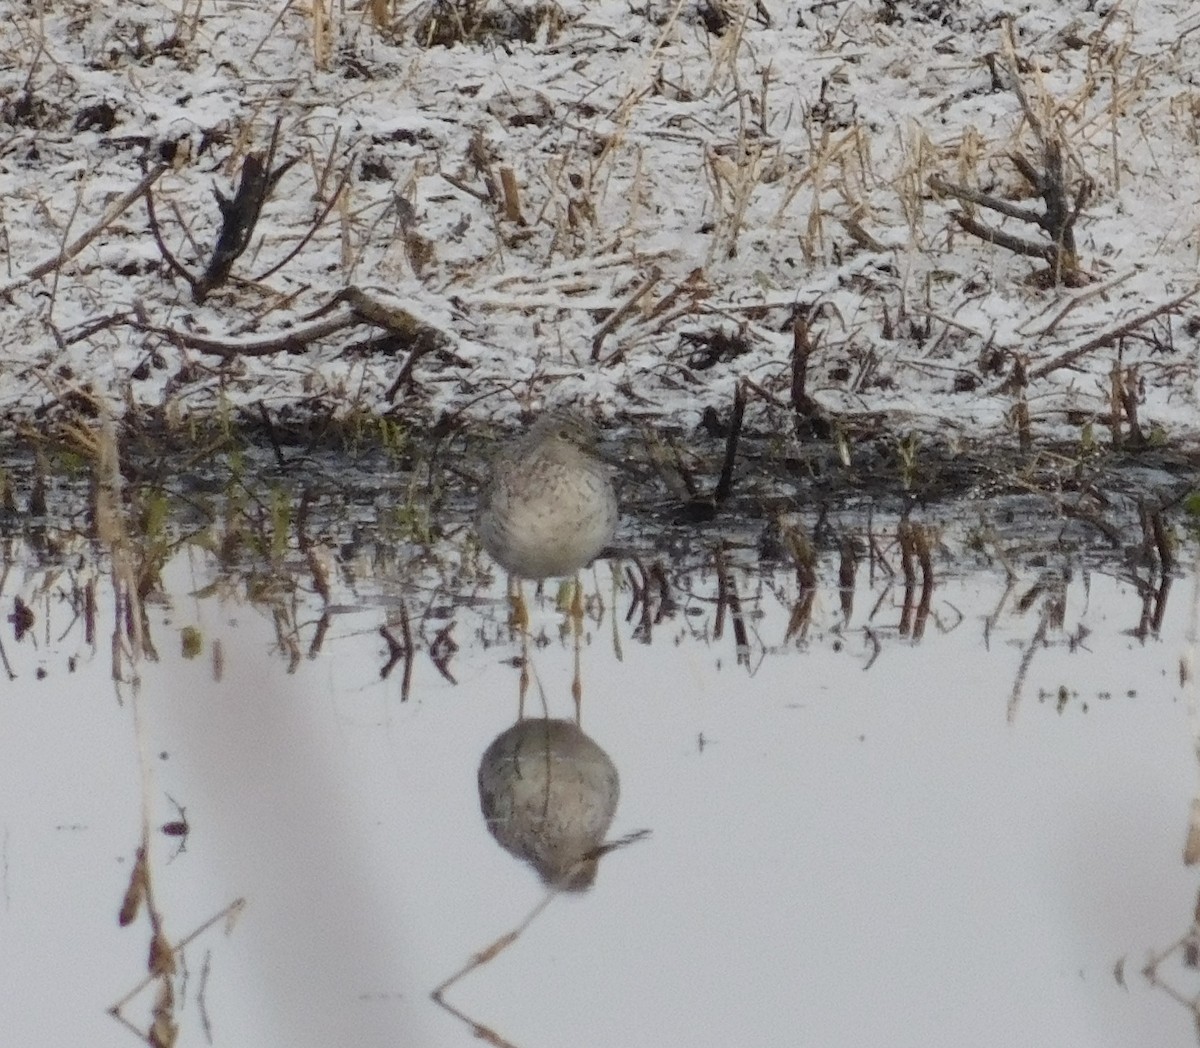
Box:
(476, 409, 618, 624)
(477, 717, 620, 891)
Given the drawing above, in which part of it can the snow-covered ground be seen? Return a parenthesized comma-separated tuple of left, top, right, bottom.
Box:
(2, 0, 1199, 441)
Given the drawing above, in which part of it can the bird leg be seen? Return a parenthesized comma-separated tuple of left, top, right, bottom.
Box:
(507, 575, 529, 632)
(569, 574, 585, 621)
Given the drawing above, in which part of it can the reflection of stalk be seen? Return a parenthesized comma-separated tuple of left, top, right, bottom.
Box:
(91, 412, 177, 1046)
(1005, 602, 1051, 725)
(898, 522, 934, 641)
(714, 544, 750, 664)
(84, 414, 245, 1048)
(432, 825, 648, 1045)
(1183, 563, 1200, 866)
(838, 538, 858, 625)
(1144, 553, 1200, 1022)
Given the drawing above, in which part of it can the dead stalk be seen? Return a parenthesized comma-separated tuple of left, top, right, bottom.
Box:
(0, 164, 168, 299)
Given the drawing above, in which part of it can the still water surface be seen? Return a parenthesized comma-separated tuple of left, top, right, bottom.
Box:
(2, 523, 1200, 1048)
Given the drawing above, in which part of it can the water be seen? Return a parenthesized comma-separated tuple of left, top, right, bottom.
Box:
(2, 490, 1200, 1048)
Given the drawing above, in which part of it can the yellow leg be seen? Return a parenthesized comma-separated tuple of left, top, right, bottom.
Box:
(518, 626, 530, 719)
(509, 576, 530, 717)
(572, 628, 582, 724)
(507, 575, 529, 632)
(571, 574, 584, 722)
(569, 574, 585, 622)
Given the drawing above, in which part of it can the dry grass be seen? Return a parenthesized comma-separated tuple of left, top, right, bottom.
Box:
(0, 1, 1198, 453)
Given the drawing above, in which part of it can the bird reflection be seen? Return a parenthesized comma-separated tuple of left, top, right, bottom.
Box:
(434, 719, 646, 1034)
(478, 718, 619, 891)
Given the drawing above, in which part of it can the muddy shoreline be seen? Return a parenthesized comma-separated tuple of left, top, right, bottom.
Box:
(4, 412, 1197, 578)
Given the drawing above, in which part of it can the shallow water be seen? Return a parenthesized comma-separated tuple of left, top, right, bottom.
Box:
(3, 513, 1200, 1048)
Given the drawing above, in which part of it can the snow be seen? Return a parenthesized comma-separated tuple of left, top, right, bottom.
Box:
(2, 0, 1199, 438)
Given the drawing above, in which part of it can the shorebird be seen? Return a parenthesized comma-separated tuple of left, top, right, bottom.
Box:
(476, 409, 618, 626)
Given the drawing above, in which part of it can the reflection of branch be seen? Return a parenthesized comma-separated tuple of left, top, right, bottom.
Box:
(308, 611, 330, 659)
(784, 589, 815, 641)
(431, 830, 649, 1043)
(273, 605, 301, 673)
(898, 522, 934, 640)
(429, 621, 458, 685)
(0, 631, 13, 680)
(714, 545, 750, 664)
(110, 891, 246, 1041)
(1149, 508, 1175, 575)
(1135, 574, 1172, 641)
(626, 559, 653, 643)
(862, 626, 881, 670)
(1006, 602, 1052, 723)
(983, 574, 1015, 650)
(380, 602, 414, 700)
(1143, 927, 1200, 1021)
(837, 538, 858, 624)
(783, 519, 818, 642)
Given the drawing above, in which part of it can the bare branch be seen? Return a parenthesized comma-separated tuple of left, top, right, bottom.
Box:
(0, 163, 168, 299)
(947, 209, 1054, 261)
(253, 161, 354, 282)
(1024, 284, 1200, 382)
(591, 266, 662, 362)
(138, 311, 356, 358)
(142, 167, 199, 289)
(928, 174, 1044, 226)
(194, 118, 298, 302)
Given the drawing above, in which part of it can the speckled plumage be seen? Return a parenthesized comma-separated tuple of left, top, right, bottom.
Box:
(476, 410, 618, 580)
